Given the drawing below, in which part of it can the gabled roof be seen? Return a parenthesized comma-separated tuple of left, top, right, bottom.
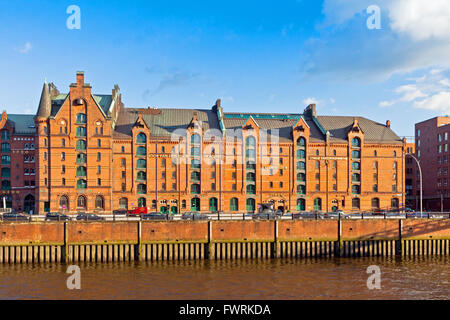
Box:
(7, 114, 36, 135)
(49, 94, 114, 118)
(113, 107, 220, 139)
(223, 113, 319, 142)
(317, 116, 402, 143)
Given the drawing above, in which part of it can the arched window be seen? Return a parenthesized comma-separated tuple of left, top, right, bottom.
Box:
(246, 149, 256, 158)
(59, 196, 69, 209)
(246, 172, 256, 182)
(297, 172, 306, 182)
(352, 185, 361, 195)
(1, 180, 11, 190)
(136, 133, 146, 144)
(95, 196, 104, 209)
(191, 184, 200, 194)
(297, 161, 306, 170)
(137, 184, 147, 194)
(372, 198, 380, 209)
(76, 113, 87, 124)
(1, 155, 11, 165)
(246, 198, 256, 212)
(391, 198, 399, 209)
(119, 198, 128, 209)
(191, 198, 201, 211)
(137, 159, 147, 169)
(191, 171, 201, 181)
(191, 159, 201, 169)
(297, 184, 306, 194)
(1, 168, 10, 178)
(136, 146, 146, 156)
(351, 150, 361, 159)
(352, 137, 361, 148)
(313, 198, 322, 211)
(76, 140, 86, 150)
(2, 142, 11, 153)
(23, 194, 34, 213)
(138, 198, 146, 208)
(77, 196, 87, 209)
(76, 127, 86, 137)
(297, 137, 306, 147)
(296, 198, 306, 211)
(352, 173, 361, 182)
(246, 184, 256, 194)
(77, 153, 87, 164)
(77, 179, 87, 189)
(352, 162, 361, 170)
(352, 198, 360, 209)
(1, 130, 10, 141)
(393, 161, 397, 169)
(191, 134, 201, 144)
(393, 151, 397, 157)
(137, 171, 146, 181)
(374, 150, 377, 157)
(297, 149, 306, 159)
(76, 166, 87, 177)
(246, 136, 256, 148)
(209, 197, 218, 212)
(230, 198, 239, 211)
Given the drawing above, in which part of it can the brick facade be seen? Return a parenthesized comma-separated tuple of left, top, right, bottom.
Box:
(410, 117, 450, 211)
(1, 72, 407, 214)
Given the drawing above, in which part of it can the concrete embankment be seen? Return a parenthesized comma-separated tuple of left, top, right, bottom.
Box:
(0, 219, 448, 263)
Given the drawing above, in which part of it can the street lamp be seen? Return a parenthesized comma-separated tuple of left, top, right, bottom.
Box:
(406, 153, 423, 215)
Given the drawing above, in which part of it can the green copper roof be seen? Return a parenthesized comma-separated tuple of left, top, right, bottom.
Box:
(224, 113, 301, 120)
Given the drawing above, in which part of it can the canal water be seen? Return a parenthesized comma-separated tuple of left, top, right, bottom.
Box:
(0, 257, 448, 300)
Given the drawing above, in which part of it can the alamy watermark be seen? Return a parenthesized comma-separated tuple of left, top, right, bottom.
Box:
(367, 5, 381, 30)
(366, 265, 381, 290)
(66, 265, 81, 290)
(66, 5, 81, 30)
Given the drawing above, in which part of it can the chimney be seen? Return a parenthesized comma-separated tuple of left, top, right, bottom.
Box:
(76, 71, 85, 86)
(216, 99, 221, 108)
(304, 104, 317, 119)
(386, 120, 391, 128)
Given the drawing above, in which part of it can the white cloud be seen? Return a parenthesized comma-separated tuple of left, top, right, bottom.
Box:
(302, 97, 320, 106)
(17, 42, 32, 54)
(302, 0, 450, 81)
(414, 91, 450, 112)
(379, 68, 450, 113)
(389, 0, 450, 41)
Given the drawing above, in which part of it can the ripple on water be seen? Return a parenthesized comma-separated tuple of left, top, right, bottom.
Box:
(0, 256, 448, 300)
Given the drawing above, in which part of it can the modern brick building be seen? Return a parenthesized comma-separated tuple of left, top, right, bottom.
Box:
(409, 116, 450, 211)
(0, 72, 407, 214)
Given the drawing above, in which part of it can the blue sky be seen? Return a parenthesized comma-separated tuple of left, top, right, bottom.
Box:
(1, 0, 450, 137)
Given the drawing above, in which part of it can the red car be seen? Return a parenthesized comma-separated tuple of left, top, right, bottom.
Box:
(127, 207, 148, 216)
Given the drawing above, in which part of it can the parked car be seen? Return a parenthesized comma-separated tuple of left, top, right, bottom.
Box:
(76, 213, 105, 221)
(127, 207, 148, 217)
(113, 209, 128, 215)
(1, 213, 30, 221)
(45, 212, 72, 221)
(181, 213, 209, 220)
(142, 213, 173, 221)
(252, 212, 280, 220)
(293, 212, 318, 219)
(406, 212, 428, 218)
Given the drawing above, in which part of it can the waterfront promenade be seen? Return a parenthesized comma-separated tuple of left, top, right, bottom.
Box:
(0, 219, 449, 264)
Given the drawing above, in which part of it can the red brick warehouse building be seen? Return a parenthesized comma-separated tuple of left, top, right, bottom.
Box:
(0, 72, 407, 214)
(408, 116, 450, 211)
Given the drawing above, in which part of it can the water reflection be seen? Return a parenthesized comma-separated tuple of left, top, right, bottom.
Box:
(0, 256, 448, 300)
